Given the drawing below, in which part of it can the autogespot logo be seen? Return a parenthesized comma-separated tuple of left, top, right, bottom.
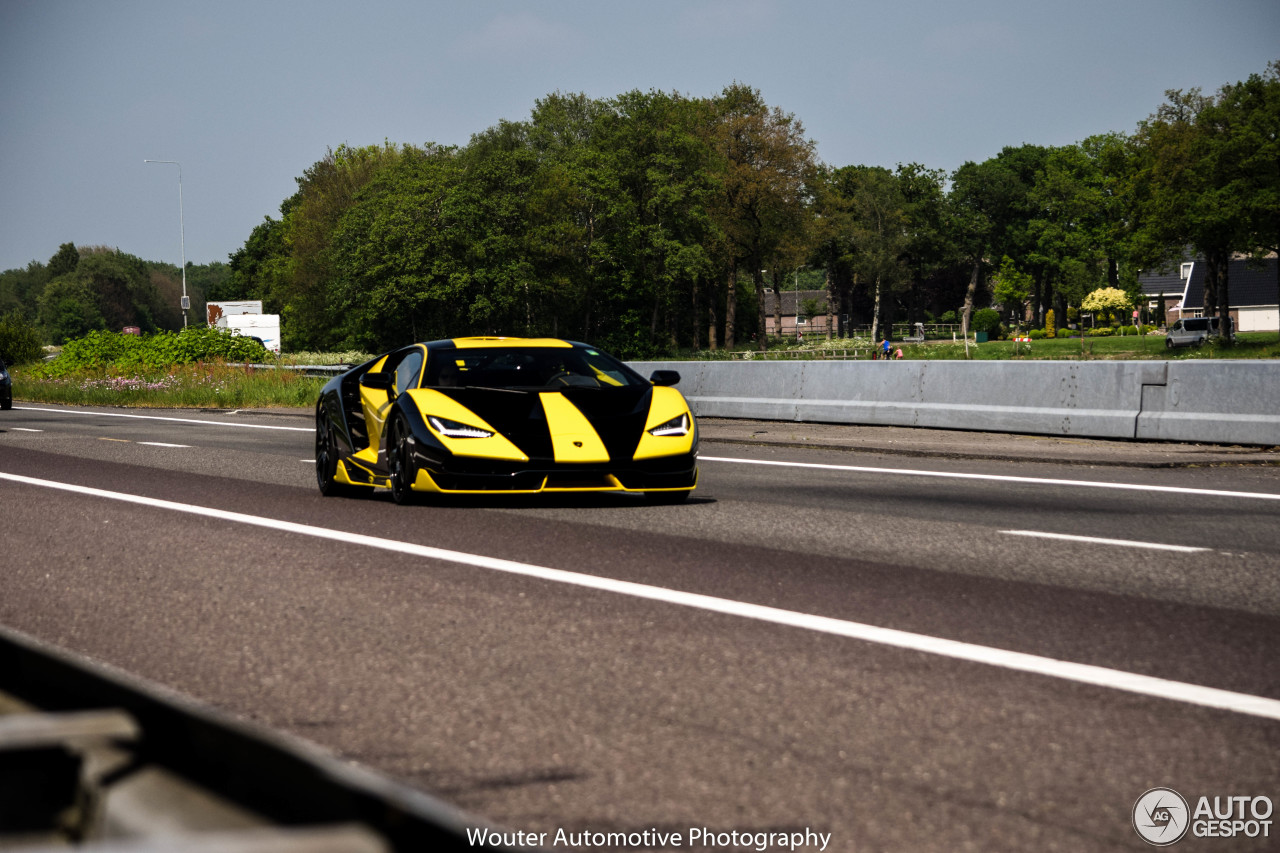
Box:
(1134, 787, 1191, 846)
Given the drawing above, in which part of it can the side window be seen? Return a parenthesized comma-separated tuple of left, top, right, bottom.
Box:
(395, 349, 424, 396)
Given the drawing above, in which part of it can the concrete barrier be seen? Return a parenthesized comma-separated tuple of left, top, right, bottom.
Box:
(1137, 361, 1280, 445)
(630, 359, 1279, 446)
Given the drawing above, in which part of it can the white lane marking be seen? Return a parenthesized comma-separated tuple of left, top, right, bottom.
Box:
(10, 428, 43, 432)
(3, 470, 1279, 722)
(700, 455, 1280, 502)
(137, 442, 191, 448)
(14, 406, 311, 432)
(1001, 530, 1211, 553)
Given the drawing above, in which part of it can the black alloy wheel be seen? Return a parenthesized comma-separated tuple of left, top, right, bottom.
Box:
(389, 415, 419, 506)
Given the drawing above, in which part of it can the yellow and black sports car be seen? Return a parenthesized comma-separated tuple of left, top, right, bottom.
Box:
(315, 337, 698, 504)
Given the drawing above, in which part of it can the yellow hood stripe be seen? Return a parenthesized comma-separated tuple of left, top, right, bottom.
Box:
(539, 393, 611, 463)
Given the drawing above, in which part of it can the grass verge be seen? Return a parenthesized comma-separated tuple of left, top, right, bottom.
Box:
(12, 361, 326, 409)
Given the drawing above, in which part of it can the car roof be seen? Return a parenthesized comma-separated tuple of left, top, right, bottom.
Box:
(427, 337, 576, 350)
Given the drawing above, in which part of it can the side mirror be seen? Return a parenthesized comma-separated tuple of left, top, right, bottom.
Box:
(360, 370, 393, 390)
(649, 370, 680, 387)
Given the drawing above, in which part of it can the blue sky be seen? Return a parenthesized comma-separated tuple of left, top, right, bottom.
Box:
(2, 0, 1276, 273)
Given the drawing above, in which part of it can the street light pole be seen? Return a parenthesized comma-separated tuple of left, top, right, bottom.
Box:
(145, 159, 188, 327)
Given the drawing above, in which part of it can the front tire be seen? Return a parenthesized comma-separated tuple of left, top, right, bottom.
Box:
(389, 415, 419, 506)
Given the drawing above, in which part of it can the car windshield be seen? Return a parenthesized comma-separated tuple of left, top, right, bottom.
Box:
(422, 346, 647, 390)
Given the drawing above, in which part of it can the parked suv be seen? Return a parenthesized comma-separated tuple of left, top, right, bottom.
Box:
(1165, 316, 1233, 349)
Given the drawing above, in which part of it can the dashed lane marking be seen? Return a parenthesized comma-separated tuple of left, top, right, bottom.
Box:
(15, 406, 312, 432)
(1000, 530, 1211, 552)
(701, 455, 1280, 501)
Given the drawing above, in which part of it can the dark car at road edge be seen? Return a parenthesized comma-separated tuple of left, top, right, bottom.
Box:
(0, 358, 12, 410)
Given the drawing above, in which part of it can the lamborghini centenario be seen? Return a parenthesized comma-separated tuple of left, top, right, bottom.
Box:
(315, 337, 698, 504)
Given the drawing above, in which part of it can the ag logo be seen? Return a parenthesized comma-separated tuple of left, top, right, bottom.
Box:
(1134, 787, 1190, 846)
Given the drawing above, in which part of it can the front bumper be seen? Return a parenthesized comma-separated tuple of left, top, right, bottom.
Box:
(411, 453, 698, 494)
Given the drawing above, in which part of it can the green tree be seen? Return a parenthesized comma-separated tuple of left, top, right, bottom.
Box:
(2, 249, 60, 320)
(524, 92, 615, 342)
(896, 163, 955, 330)
(837, 165, 907, 342)
(1220, 63, 1280, 339)
(0, 266, 34, 317)
(47, 242, 80, 278)
(591, 90, 718, 355)
(947, 145, 1050, 353)
(328, 145, 469, 350)
(0, 309, 44, 364)
(225, 211, 294, 309)
(1081, 286, 1131, 325)
(279, 143, 409, 349)
(991, 255, 1033, 323)
(37, 276, 106, 343)
(1130, 67, 1280, 340)
(706, 84, 816, 350)
(1027, 138, 1133, 331)
(948, 157, 1013, 350)
(809, 165, 860, 339)
(77, 249, 165, 332)
(35, 248, 171, 341)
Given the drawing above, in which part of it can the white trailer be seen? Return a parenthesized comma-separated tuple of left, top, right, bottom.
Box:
(219, 313, 281, 354)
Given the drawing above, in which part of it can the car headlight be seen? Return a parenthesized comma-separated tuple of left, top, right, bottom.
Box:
(648, 413, 690, 437)
(428, 415, 494, 439)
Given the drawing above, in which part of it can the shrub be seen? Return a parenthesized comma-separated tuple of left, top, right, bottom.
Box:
(1028, 329, 1046, 340)
(35, 327, 268, 377)
(0, 310, 44, 365)
(971, 308, 1002, 337)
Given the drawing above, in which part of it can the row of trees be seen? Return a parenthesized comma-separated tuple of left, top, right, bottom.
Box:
(215, 85, 818, 357)
(0, 242, 228, 346)
(3, 64, 1276, 358)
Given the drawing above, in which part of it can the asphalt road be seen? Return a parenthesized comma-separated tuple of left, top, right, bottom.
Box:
(2, 404, 1279, 852)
